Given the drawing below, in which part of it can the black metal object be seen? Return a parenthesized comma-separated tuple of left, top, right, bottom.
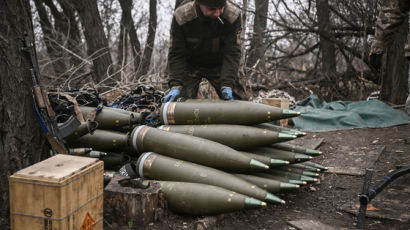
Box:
(357, 166, 410, 229)
(118, 178, 149, 189)
(357, 168, 373, 229)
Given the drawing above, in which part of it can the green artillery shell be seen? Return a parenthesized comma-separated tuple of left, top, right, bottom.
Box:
(158, 124, 296, 149)
(160, 100, 301, 125)
(271, 166, 319, 177)
(99, 152, 131, 169)
(137, 152, 285, 204)
(253, 173, 307, 185)
(255, 123, 306, 137)
(130, 126, 269, 171)
(300, 161, 328, 171)
(239, 151, 289, 168)
(79, 106, 140, 131)
(150, 180, 266, 215)
(103, 107, 142, 121)
(268, 169, 318, 182)
(65, 121, 98, 141)
(249, 147, 313, 163)
(234, 174, 300, 193)
(287, 164, 321, 172)
(67, 129, 130, 153)
(270, 143, 322, 156)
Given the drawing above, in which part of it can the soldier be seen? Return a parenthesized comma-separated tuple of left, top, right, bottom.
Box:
(163, 0, 248, 102)
(369, 0, 410, 115)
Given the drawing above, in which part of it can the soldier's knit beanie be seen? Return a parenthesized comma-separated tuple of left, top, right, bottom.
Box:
(196, 0, 226, 7)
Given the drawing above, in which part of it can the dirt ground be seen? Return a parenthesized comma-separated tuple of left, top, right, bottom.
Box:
(150, 124, 410, 230)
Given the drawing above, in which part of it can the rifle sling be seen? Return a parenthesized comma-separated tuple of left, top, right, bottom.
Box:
(59, 93, 86, 122)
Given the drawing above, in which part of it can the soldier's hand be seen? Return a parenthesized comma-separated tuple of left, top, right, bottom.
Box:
(369, 52, 383, 72)
(221, 87, 234, 100)
(163, 88, 181, 102)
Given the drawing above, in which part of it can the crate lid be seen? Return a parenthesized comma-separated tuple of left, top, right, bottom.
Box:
(10, 154, 99, 183)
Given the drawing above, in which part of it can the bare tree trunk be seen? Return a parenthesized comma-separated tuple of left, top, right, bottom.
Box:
(247, 0, 268, 70)
(138, 0, 157, 77)
(117, 16, 129, 68)
(239, 0, 248, 75)
(47, 0, 84, 74)
(56, 0, 82, 54)
(100, 0, 116, 47)
(118, 0, 141, 72)
(33, 0, 67, 76)
(316, 0, 336, 74)
(0, 0, 48, 227)
(70, 0, 114, 85)
(42, 0, 66, 41)
(42, 0, 83, 69)
(238, 0, 250, 95)
(380, 19, 409, 104)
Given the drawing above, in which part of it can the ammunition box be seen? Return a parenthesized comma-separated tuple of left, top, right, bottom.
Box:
(9, 154, 104, 230)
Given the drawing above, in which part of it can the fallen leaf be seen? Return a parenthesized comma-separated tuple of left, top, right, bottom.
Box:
(355, 203, 379, 211)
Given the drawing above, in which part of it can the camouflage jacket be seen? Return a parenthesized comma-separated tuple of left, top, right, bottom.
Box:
(167, 0, 242, 89)
(371, 0, 410, 57)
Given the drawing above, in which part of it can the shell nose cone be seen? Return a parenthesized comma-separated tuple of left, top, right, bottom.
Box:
(244, 197, 266, 209)
(250, 159, 270, 170)
(306, 149, 322, 156)
(279, 182, 300, 191)
(270, 159, 290, 167)
(265, 192, 285, 204)
(281, 109, 301, 118)
(277, 133, 297, 142)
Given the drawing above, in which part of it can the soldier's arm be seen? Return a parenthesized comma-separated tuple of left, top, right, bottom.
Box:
(167, 17, 189, 88)
(220, 14, 242, 89)
(371, 0, 408, 54)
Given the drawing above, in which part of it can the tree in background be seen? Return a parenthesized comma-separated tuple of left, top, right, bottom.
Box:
(118, 0, 142, 73)
(247, 0, 268, 72)
(33, 0, 67, 76)
(42, 0, 83, 68)
(0, 0, 48, 227)
(70, 0, 114, 85)
(137, 0, 158, 77)
(316, 0, 336, 76)
(380, 7, 409, 105)
(26, 0, 407, 104)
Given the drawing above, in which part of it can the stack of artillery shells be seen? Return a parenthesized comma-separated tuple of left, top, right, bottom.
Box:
(66, 100, 327, 215)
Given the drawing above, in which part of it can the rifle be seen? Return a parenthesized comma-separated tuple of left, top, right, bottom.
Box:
(22, 32, 80, 155)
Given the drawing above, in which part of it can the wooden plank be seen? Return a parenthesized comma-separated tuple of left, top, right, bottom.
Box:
(287, 138, 324, 150)
(287, 219, 340, 230)
(322, 145, 385, 176)
(325, 166, 363, 176)
(261, 98, 289, 127)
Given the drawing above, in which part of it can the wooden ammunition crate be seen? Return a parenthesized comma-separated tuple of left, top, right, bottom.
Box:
(9, 154, 104, 230)
(262, 98, 290, 127)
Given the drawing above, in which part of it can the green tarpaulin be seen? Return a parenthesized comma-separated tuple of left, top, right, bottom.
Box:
(291, 94, 410, 132)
